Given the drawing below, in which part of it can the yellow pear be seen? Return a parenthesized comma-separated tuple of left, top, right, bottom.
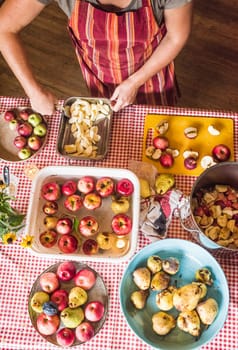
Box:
(139, 178, 151, 198)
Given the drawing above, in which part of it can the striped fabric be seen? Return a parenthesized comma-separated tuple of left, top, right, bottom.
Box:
(68, 0, 177, 105)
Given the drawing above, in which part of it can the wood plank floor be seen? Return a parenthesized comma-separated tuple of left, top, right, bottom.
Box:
(0, 0, 237, 112)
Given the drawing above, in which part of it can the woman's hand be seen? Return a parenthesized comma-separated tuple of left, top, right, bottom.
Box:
(29, 88, 57, 116)
(110, 77, 139, 112)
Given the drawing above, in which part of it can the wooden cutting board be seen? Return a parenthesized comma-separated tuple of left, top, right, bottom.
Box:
(142, 114, 234, 176)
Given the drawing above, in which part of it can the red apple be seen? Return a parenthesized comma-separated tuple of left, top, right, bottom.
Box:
(19, 108, 32, 121)
(51, 289, 69, 311)
(56, 327, 76, 347)
(212, 144, 231, 162)
(74, 269, 96, 290)
(77, 176, 95, 194)
(96, 177, 114, 197)
(17, 122, 33, 137)
(64, 194, 83, 212)
(85, 301, 105, 322)
(18, 147, 32, 160)
(79, 216, 99, 237)
(13, 135, 27, 149)
(82, 239, 99, 255)
(56, 261, 76, 281)
(62, 180, 77, 196)
(159, 152, 174, 168)
(39, 272, 60, 293)
(39, 230, 58, 248)
(58, 234, 78, 254)
(36, 313, 60, 336)
(75, 322, 95, 342)
(152, 136, 169, 150)
(116, 178, 134, 196)
(42, 201, 58, 215)
(56, 217, 73, 235)
(111, 214, 132, 235)
(184, 157, 197, 170)
(83, 192, 102, 210)
(27, 135, 42, 151)
(41, 182, 61, 201)
(4, 109, 16, 122)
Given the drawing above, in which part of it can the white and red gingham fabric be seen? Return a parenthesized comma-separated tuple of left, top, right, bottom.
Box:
(0, 96, 238, 350)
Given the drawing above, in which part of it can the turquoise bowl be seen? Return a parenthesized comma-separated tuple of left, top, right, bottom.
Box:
(120, 239, 229, 350)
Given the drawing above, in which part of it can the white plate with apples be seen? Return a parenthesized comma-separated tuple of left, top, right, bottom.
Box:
(28, 261, 108, 347)
(0, 107, 48, 161)
(25, 166, 140, 262)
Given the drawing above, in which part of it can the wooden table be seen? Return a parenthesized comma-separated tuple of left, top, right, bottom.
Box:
(1, 96, 238, 350)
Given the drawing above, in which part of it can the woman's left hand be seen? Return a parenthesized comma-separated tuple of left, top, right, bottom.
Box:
(110, 78, 138, 112)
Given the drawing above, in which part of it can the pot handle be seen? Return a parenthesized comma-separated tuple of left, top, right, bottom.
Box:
(176, 199, 201, 236)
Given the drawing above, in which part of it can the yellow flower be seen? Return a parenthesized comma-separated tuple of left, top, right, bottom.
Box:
(20, 235, 34, 248)
(2, 232, 17, 244)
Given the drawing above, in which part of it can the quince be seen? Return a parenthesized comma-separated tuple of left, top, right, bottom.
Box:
(155, 174, 175, 195)
(139, 178, 151, 198)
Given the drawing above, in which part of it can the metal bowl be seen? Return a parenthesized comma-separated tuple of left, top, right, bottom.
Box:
(0, 107, 48, 162)
(28, 261, 108, 347)
(180, 161, 238, 254)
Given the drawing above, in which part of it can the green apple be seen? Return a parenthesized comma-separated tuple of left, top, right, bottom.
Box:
(18, 147, 32, 160)
(28, 113, 42, 127)
(34, 122, 47, 137)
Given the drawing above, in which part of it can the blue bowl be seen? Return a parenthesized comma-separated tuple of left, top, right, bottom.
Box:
(120, 239, 229, 350)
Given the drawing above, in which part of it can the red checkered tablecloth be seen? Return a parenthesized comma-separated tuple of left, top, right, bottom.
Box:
(0, 96, 238, 350)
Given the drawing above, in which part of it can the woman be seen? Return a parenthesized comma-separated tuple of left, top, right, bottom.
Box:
(0, 0, 193, 114)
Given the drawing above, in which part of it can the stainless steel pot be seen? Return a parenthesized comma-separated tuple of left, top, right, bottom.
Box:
(179, 161, 238, 254)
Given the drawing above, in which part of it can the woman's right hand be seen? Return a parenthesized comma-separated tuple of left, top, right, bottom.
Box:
(29, 88, 57, 116)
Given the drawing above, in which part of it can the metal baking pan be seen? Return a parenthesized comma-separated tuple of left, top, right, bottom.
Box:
(57, 97, 113, 161)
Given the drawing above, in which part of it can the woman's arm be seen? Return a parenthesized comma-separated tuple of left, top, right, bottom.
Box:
(0, 0, 57, 114)
(110, 1, 193, 111)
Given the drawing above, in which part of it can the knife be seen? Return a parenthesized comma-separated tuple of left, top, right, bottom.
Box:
(3, 166, 10, 186)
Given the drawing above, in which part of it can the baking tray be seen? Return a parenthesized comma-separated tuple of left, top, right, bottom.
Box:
(25, 166, 140, 263)
(0, 108, 48, 162)
(142, 114, 234, 176)
(57, 97, 113, 161)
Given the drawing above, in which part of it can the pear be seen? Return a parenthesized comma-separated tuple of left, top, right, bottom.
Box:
(152, 311, 176, 335)
(130, 289, 149, 309)
(195, 267, 213, 286)
(196, 298, 218, 325)
(60, 306, 84, 328)
(150, 271, 170, 291)
(173, 283, 202, 312)
(177, 310, 201, 337)
(139, 178, 151, 198)
(132, 267, 151, 290)
(147, 255, 162, 274)
(162, 257, 180, 275)
(30, 291, 50, 313)
(68, 287, 88, 308)
(155, 289, 174, 311)
(111, 196, 130, 214)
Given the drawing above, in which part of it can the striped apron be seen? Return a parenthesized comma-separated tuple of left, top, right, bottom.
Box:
(68, 0, 177, 105)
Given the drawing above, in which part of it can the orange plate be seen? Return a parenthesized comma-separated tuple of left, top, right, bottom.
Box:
(142, 114, 234, 176)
